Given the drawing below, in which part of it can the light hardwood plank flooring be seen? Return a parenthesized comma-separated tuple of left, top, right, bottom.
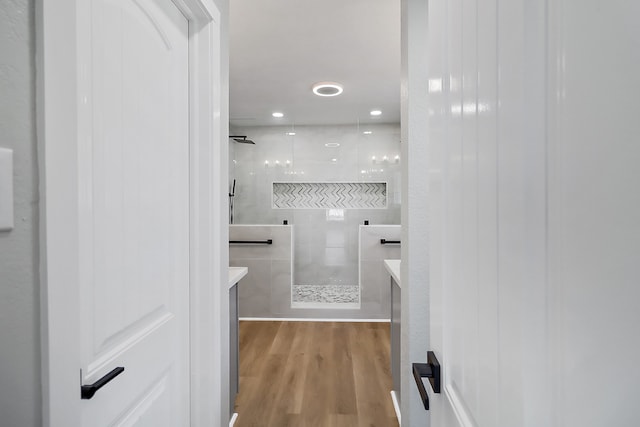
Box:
(234, 321, 399, 427)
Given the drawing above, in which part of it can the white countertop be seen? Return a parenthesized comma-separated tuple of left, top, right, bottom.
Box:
(384, 259, 401, 287)
(228, 266, 248, 289)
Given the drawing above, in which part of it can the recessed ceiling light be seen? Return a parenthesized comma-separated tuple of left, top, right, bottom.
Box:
(331, 158, 338, 162)
(324, 142, 340, 147)
(272, 112, 284, 118)
(286, 132, 296, 136)
(363, 131, 373, 135)
(312, 82, 344, 97)
(370, 110, 382, 116)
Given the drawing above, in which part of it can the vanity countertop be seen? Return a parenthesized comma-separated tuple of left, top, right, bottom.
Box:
(228, 266, 248, 289)
(384, 260, 401, 287)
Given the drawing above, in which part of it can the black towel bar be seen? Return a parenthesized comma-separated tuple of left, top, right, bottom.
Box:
(380, 239, 401, 245)
(229, 239, 273, 245)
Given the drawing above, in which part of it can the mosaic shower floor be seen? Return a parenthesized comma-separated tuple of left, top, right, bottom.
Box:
(292, 284, 359, 304)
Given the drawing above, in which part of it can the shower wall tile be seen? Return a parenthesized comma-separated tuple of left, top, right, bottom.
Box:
(231, 124, 400, 319)
(357, 226, 400, 318)
(326, 227, 346, 248)
(229, 244, 272, 260)
(233, 259, 271, 317)
(359, 225, 401, 261)
(270, 226, 295, 258)
(230, 225, 293, 318)
(360, 260, 388, 314)
(270, 260, 293, 315)
(324, 247, 347, 266)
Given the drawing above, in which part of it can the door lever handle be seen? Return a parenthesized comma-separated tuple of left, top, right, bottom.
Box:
(81, 367, 125, 399)
(412, 351, 441, 410)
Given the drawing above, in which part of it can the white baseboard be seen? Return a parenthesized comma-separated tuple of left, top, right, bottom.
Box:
(239, 317, 390, 322)
(445, 384, 477, 427)
(390, 390, 401, 425)
(229, 412, 238, 427)
(290, 301, 360, 310)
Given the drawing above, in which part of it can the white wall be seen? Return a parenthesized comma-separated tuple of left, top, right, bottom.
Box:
(548, 1, 640, 425)
(0, 1, 41, 426)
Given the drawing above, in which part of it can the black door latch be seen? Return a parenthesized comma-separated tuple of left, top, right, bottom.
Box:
(412, 351, 441, 410)
(81, 366, 125, 399)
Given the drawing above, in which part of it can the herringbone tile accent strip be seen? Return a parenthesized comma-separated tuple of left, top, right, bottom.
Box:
(272, 182, 387, 209)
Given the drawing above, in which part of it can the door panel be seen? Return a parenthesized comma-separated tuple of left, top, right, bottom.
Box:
(77, 0, 189, 424)
(426, 0, 548, 425)
(110, 374, 172, 427)
(423, 0, 640, 426)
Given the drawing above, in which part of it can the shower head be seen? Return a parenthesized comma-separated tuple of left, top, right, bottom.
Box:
(229, 135, 255, 144)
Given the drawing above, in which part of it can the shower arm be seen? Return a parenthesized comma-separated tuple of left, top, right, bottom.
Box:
(229, 135, 255, 144)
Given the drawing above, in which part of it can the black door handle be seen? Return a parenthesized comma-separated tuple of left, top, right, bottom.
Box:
(81, 367, 125, 399)
(412, 351, 441, 410)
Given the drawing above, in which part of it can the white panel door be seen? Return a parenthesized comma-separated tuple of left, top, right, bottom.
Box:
(422, 0, 549, 425)
(417, 0, 640, 426)
(77, 0, 190, 425)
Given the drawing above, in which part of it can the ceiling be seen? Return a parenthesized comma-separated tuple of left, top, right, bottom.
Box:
(229, 0, 401, 128)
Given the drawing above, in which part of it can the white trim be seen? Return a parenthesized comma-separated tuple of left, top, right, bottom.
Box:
(37, 0, 227, 425)
(358, 225, 362, 305)
(290, 301, 360, 310)
(390, 390, 401, 425)
(444, 384, 478, 427)
(400, 0, 431, 424)
(38, 1, 84, 423)
(0, 148, 14, 231)
(229, 412, 238, 427)
(177, 1, 228, 426)
(239, 317, 390, 323)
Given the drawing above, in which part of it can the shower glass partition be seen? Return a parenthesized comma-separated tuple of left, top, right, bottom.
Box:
(230, 123, 401, 319)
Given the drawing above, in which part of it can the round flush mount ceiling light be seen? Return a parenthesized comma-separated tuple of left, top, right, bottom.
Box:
(370, 110, 382, 116)
(312, 82, 344, 97)
(272, 112, 284, 118)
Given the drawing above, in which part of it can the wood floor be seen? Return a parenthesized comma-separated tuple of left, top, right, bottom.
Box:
(234, 321, 399, 427)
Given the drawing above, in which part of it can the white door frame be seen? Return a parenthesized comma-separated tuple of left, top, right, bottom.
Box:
(400, 0, 430, 425)
(36, 1, 229, 425)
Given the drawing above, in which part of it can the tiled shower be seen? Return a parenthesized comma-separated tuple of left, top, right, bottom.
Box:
(230, 123, 401, 319)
